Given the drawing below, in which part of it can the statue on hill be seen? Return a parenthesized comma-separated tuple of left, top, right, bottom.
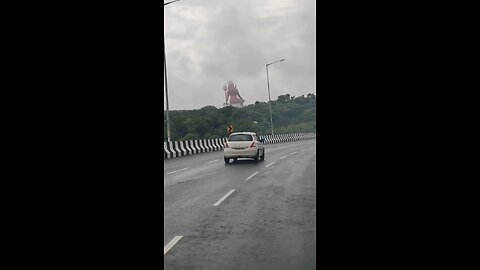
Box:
(223, 80, 244, 107)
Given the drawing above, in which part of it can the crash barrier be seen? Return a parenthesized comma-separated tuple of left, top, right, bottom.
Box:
(164, 133, 316, 159)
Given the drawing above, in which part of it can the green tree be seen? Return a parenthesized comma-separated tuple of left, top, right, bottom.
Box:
(163, 92, 316, 140)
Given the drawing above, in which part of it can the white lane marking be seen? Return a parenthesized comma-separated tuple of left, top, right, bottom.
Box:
(244, 172, 259, 182)
(213, 189, 235, 206)
(279, 155, 288, 160)
(207, 160, 218, 163)
(289, 151, 298, 156)
(265, 162, 275, 167)
(166, 167, 188, 175)
(164, 235, 183, 255)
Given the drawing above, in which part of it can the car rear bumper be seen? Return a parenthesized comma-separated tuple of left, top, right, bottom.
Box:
(224, 148, 258, 158)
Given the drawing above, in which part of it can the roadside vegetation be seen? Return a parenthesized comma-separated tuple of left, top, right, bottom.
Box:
(164, 93, 316, 141)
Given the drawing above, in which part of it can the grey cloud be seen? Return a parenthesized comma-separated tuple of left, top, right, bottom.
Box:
(164, 0, 315, 110)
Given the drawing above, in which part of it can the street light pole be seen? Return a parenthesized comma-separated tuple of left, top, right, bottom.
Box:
(164, 0, 180, 142)
(164, 38, 172, 142)
(265, 58, 285, 135)
(266, 66, 273, 135)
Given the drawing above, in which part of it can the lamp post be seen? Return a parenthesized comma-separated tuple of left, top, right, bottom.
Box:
(265, 58, 285, 135)
(164, 0, 180, 142)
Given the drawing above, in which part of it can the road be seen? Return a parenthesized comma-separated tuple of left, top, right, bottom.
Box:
(164, 139, 316, 270)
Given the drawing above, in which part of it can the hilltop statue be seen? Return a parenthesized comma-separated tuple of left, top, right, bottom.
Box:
(223, 80, 244, 107)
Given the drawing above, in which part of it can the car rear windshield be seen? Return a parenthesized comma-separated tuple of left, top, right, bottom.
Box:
(229, 134, 253, 141)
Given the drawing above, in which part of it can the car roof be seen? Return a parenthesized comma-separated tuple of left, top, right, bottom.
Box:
(230, 132, 257, 136)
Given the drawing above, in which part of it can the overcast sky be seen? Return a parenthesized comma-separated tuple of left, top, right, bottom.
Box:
(164, 0, 316, 110)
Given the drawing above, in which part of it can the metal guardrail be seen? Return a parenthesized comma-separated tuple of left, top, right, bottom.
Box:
(164, 133, 316, 159)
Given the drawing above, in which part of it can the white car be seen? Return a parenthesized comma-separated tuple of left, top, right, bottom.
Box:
(224, 132, 265, 164)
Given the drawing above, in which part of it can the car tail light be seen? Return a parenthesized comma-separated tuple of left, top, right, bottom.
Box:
(224, 142, 229, 148)
(249, 141, 256, 148)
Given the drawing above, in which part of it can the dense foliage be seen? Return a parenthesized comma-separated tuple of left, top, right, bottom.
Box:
(164, 93, 316, 141)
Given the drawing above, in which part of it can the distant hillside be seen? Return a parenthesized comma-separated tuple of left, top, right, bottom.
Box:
(164, 93, 316, 141)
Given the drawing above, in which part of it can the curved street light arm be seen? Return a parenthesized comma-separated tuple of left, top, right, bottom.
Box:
(164, 0, 180, 6)
(266, 58, 285, 67)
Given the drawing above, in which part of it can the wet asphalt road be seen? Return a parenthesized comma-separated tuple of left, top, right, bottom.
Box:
(164, 139, 316, 270)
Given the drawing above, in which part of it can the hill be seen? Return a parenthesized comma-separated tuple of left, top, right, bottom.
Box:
(164, 93, 316, 141)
